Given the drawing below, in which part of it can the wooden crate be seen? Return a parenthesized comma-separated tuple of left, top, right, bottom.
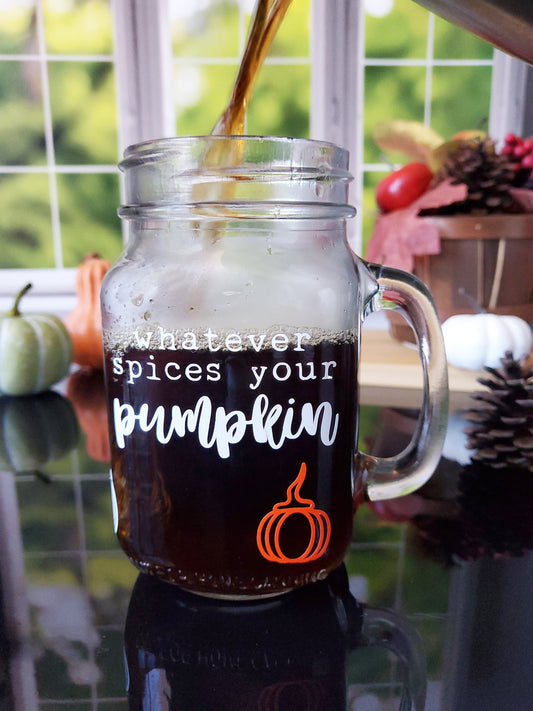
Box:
(389, 214, 533, 342)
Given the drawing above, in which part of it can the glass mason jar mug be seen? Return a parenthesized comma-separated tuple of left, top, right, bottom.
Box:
(101, 136, 448, 599)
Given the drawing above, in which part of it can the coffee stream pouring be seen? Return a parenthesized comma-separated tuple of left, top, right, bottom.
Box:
(192, 0, 294, 228)
(212, 0, 294, 137)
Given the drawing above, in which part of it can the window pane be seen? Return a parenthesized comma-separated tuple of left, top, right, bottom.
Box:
(433, 16, 493, 60)
(43, 0, 113, 55)
(363, 65, 427, 163)
(174, 61, 311, 139)
(172, 0, 312, 139)
(431, 66, 492, 137)
(0, 0, 36, 54)
(48, 61, 117, 164)
(175, 64, 238, 136)
(361, 171, 381, 254)
(170, 0, 240, 59)
(57, 172, 122, 267)
(365, 0, 429, 59)
(268, 0, 310, 58)
(246, 64, 310, 137)
(0, 173, 54, 268)
(0, 61, 46, 166)
(0, 2, 119, 278)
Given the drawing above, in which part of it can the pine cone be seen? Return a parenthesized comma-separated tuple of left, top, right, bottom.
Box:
(410, 352, 533, 564)
(454, 351, 533, 560)
(412, 461, 533, 564)
(438, 137, 516, 214)
(457, 460, 533, 559)
(463, 351, 533, 471)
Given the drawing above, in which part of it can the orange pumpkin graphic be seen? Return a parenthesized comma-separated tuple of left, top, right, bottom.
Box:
(256, 463, 331, 564)
(257, 678, 325, 710)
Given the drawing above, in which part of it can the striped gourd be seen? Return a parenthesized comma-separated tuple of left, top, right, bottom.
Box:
(0, 284, 73, 395)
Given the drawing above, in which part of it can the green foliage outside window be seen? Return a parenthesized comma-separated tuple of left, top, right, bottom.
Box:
(0, 0, 493, 269)
(171, 0, 311, 137)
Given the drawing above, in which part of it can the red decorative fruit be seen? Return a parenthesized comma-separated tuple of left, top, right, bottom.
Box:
(376, 161, 433, 213)
(501, 132, 533, 185)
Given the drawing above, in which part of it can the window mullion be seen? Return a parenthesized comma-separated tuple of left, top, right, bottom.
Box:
(489, 50, 528, 144)
(310, 0, 365, 253)
(111, 0, 175, 152)
(35, 0, 63, 270)
(423, 12, 436, 126)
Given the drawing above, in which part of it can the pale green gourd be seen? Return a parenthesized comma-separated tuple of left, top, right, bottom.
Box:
(0, 391, 79, 475)
(0, 283, 73, 395)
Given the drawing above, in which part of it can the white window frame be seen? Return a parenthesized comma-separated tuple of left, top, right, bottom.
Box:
(310, 0, 364, 250)
(0, 0, 529, 314)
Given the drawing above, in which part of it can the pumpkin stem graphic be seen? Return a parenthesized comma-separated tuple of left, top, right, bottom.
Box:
(282, 462, 315, 508)
(256, 462, 331, 564)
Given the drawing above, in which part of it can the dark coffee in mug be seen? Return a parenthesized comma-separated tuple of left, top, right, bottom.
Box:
(105, 327, 357, 597)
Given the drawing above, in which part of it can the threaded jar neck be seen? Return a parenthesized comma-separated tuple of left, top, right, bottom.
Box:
(119, 135, 355, 220)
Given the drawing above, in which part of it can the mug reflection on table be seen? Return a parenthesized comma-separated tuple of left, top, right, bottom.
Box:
(124, 565, 426, 711)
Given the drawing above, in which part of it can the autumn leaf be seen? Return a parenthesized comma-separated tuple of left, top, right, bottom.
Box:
(373, 120, 444, 164)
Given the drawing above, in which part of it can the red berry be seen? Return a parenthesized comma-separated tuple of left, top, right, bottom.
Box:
(521, 153, 533, 168)
(501, 145, 514, 156)
(523, 138, 533, 151)
(504, 132, 519, 145)
(513, 144, 528, 158)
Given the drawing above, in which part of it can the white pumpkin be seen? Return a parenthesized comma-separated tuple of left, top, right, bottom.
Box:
(441, 410, 472, 464)
(442, 313, 533, 370)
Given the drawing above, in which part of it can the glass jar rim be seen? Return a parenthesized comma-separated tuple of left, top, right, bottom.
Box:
(119, 135, 351, 172)
(119, 135, 355, 219)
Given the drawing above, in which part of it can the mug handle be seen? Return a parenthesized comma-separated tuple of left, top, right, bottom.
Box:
(356, 260, 449, 501)
(359, 605, 427, 711)
(328, 567, 427, 711)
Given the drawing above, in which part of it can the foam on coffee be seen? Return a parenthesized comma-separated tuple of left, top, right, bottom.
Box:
(103, 323, 356, 355)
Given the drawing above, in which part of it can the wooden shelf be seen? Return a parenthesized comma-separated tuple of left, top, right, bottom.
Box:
(359, 328, 482, 410)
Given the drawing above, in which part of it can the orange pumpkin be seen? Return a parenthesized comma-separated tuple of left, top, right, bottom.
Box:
(66, 367, 110, 463)
(256, 463, 331, 564)
(66, 253, 111, 368)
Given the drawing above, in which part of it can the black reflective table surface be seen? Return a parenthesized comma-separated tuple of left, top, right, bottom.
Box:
(1, 366, 532, 710)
